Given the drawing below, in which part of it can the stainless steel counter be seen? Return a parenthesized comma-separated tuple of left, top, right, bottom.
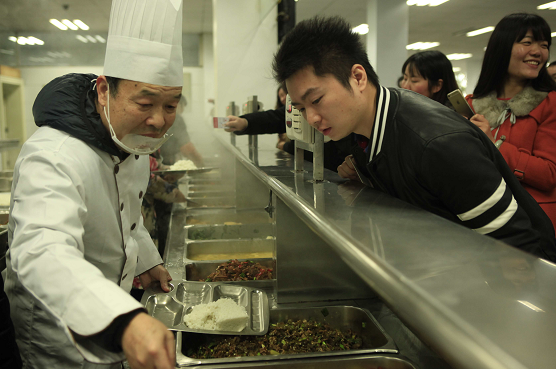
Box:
(162, 130, 556, 369)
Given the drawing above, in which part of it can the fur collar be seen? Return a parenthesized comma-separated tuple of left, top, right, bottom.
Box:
(471, 85, 548, 128)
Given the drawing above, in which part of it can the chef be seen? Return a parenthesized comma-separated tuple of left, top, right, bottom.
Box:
(3, 0, 184, 368)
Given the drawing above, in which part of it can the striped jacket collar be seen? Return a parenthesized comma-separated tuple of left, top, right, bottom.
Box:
(367, 85, 391, 162)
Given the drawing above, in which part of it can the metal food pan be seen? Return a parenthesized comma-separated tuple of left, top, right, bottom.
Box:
(185, 223, 274, 240)
(176, 306, 398, 367)
(186, 190, 235, 199)
(186, 184, 230, 193)
(186, 196, 235, 209)
(142, 281, 269, 335)
(175, 355, 416, 369)
(185, 209, 272, 225)
(184, 239, 275, 261)
(185, 259, 276, 288)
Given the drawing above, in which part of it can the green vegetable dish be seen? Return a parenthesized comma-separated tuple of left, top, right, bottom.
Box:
(188, 319, 362, 359)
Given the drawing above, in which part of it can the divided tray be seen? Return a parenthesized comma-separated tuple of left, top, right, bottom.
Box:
(142, 281, 269, 335)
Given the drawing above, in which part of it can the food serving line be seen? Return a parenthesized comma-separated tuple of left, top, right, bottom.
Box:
(142, 129, 556, 369)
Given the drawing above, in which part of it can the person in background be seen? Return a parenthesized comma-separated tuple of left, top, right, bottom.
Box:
(547, 60, 556, 81)
(466, 13, 556, 230)
(0, 272, 21, 369)
(401, 50, 459, 107)
(159, 96, 204, 168)
(4, 0, 182, 367)
(273, 16, 556, 262)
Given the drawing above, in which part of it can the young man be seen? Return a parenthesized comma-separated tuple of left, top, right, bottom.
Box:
(273, 16, 556, 261)
(4, 1, 183, 368)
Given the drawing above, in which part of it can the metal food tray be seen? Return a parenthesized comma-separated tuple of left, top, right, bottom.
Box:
(184, 239, 275, 261)
(185, 259, 276, 288)
(185, 196, 235, 209)
(175, 354, 416, 369)
(152, 167, 215, 175)
(176, 305, 398, 367)
(142, 281, 269, 335)
(184, 209, 272, 225)
(185, 223, 274, 240)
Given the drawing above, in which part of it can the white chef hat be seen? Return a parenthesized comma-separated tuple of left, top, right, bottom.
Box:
(103, 0, 183, 87)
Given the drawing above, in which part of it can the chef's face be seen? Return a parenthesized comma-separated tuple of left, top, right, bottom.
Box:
(97, 76, 182, 140)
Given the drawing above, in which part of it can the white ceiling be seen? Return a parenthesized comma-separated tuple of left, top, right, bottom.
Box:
(1, 0, 555, 64)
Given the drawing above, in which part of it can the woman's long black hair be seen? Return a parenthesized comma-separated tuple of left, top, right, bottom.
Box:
(473, 13, 556, 98)
(401, 50, 459, 105)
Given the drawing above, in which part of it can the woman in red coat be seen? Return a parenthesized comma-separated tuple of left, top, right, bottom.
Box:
(466, 13, 556, 230)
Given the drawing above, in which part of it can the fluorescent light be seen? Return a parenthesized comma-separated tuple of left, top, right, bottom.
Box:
(27, 36, 44, 45)
(76, 35, 88, 43)
(95, 35, 106, 43)
(538, 1, 556, 9)
(452, 67, 461, 72)
(50, 19, 68, 30)
(447, 53, 472, 60)
(86, 35, 97, 43)
(8, 36, 17, 42)
(552, 32, 556, 38)
(17, 37, 27, 45)
(352, 24, 369, 35)
(73, 19, 89, 30)
(466, 26, 495, 37)
(407, 0, 449, 5)
(518, 300, 545, 313)
(406, 42, 440, 50)
(61, 19, 79, 31)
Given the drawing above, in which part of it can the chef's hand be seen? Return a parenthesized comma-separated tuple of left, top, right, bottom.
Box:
(470, 114, 495, 143)
(122, 313, 175, 369)
(224, 116, 248, 132)
(337, 155, 360, 181)
(139, 264, 172, 292)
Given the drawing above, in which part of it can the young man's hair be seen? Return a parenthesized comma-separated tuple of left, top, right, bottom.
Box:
(401, 50, 459, 105)
(473, 13, 556, 98)
(272, 16, 379, 91)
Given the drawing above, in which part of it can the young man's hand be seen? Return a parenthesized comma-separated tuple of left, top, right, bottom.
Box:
(224, 116, 248, 132)
(122, 313, 175, 369)
(469, 114, 495, 143)
(337, 155, 360, 181)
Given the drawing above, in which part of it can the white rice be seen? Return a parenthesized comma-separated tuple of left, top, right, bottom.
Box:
(184, 298, 249, 332)
(169, 159, 197, 170)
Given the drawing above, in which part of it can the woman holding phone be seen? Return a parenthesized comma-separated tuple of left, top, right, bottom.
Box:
(466, 13, 556, 229)
(400, 50, 459, 107)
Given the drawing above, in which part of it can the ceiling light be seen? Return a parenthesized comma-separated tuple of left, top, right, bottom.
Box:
(406, 42, 440, 50)
(538, 1, 556, 9)
(8, 36, 17, 42)
(447, 53, 472, 60)
(352, 24, 369, 35)
(27, 36, 44, 45)
(407, 0, 449, 6)
(95, 35, 106, 43)
(552, 32, 556, 37)
(86, 35, 97, 43)
(73, 19, 89, 30)
(17, 37, 28, 45)
(76, 35, 88, 43)
(466, 26, 494, 37)
(61, 19, 79, 30)
(50, 19, 68, 30)
(452, 67, 461, 72)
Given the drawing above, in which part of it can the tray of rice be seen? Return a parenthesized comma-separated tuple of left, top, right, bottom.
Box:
(152, 159, 215, 175)
(141, 281, 269, 335)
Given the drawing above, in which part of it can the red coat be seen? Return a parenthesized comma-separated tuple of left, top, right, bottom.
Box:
(467, 91, 556, 229)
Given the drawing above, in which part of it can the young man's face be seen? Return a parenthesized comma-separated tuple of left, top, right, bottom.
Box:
(286, 66, 367, 141)
(97, 77, 182, 141)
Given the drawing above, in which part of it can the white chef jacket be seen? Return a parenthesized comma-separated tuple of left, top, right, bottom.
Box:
(4, 126, 163, 368)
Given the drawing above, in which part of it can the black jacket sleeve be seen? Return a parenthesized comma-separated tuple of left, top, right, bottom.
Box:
(234, 106, 286, 135)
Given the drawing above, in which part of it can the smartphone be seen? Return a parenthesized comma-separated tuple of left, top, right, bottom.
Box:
(447, 89, 475, 118)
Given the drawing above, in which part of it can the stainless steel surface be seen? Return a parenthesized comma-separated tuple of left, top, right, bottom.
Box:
(175, 305, 398, 367)
(184, 239, 275, 261)
(142, 281, 269, 335)
(183, 208, 272, 225)
(186, 190, 235, 199)
(174, 354, 416, 369)
(153, 167, 215, 175)
(208, 129, 556, 369)
(184, 223, 274, 240)
(312, 131, 324, 181)
(182, 196, 235, 209)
